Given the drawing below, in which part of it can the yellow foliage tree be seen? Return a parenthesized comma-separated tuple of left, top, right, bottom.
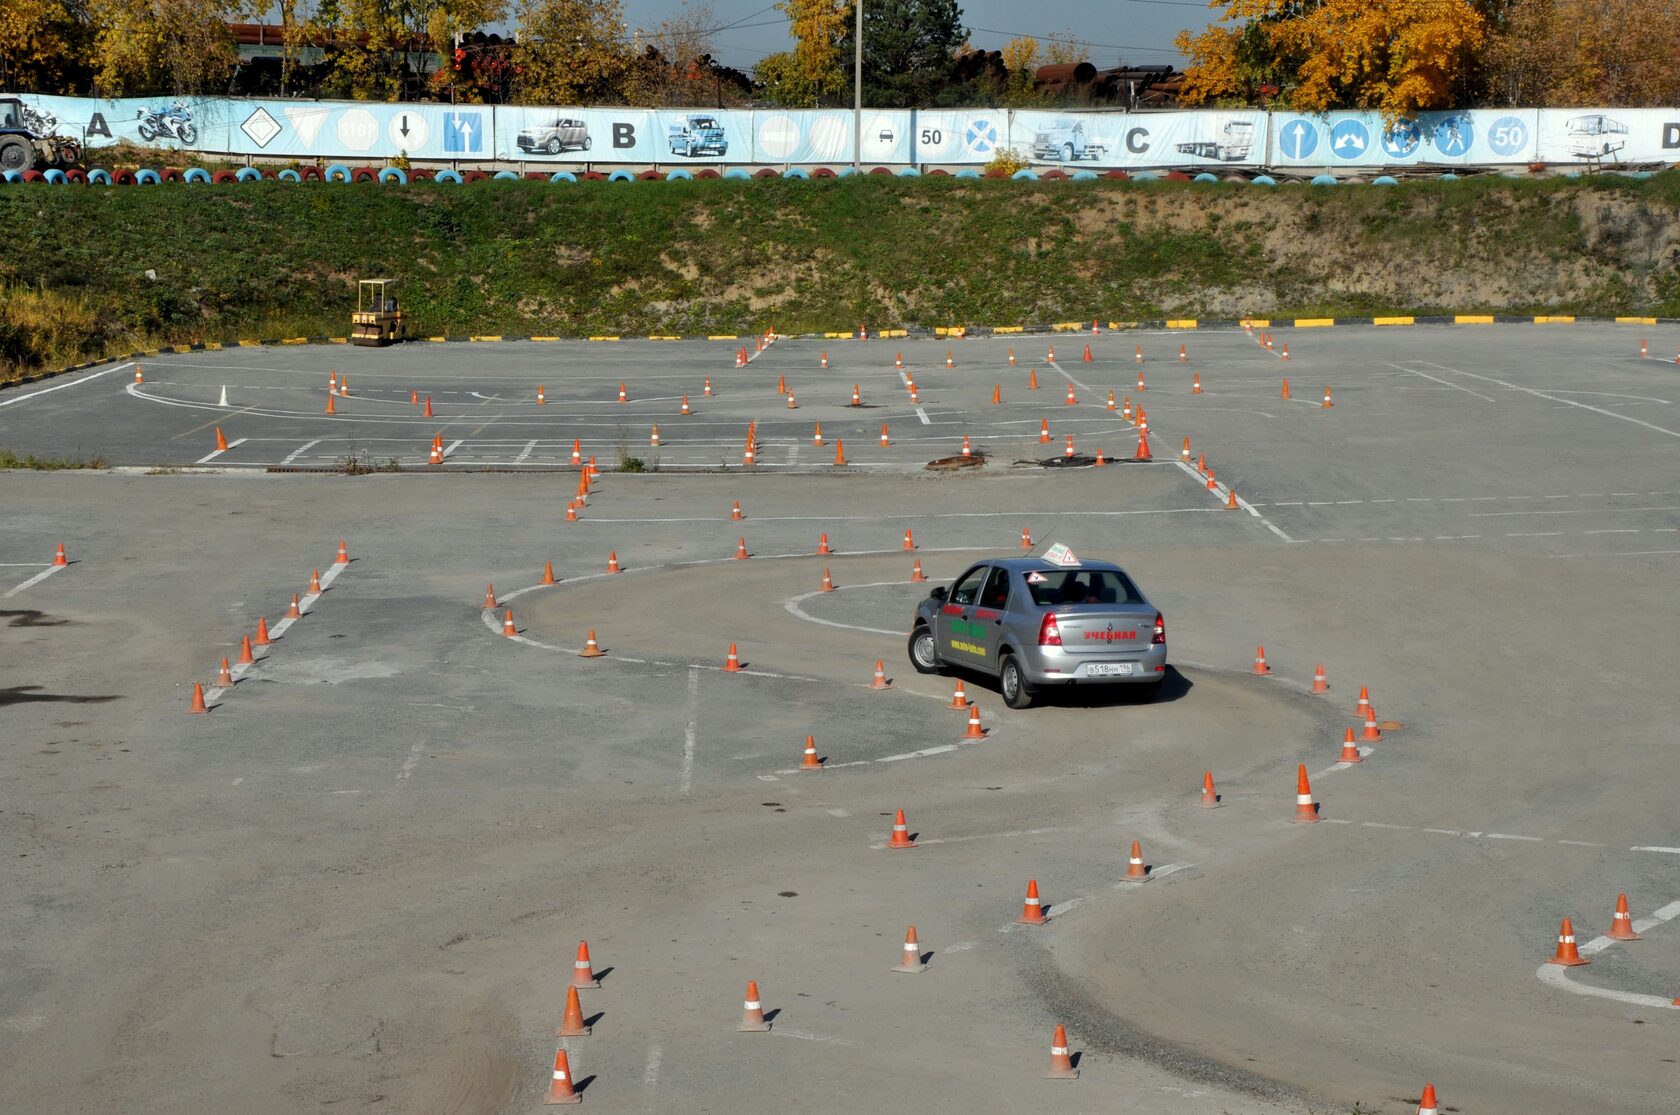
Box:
(762, 0, 849, 106)
(1484, 0, 1680, 106)
(999, 34, 1040, 105)
(511, 0, 634, 104)
(1176, 0, 1486, 117)
(0, 0, 88, 92)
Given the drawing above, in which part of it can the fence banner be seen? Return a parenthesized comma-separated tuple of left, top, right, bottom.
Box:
(6, 92, 1678, 171)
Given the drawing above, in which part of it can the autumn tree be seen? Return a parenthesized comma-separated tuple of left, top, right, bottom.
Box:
(756, 0, 850, 106)
(511, 0, 634, 104)
(1042, 31, 1089, 66)
(424, 0, 509, 101)
(87, 0, 253, 95)
(999, 34, 1042, 105)
(622, 1, 739, 106)
(0, 0, 92, 92)
(1175, 0, 1486, 116)
(1483, 0, 1680, 106)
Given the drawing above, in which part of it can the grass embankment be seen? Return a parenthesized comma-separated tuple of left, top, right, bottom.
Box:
(3, 172, 1680, 381)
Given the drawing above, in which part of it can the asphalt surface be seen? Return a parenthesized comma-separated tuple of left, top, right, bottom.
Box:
(3, 324, 1679, 1114)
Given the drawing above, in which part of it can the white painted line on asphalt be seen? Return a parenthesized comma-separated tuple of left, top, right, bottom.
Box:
(205, 557, 348, 703)
(869, 826, 1057, 851)
(1631, 846, 1680, 854)
(515, 439, 538, 463)
(443, 439, 464, 458)
(397, 741, 423, 781)
(1425, 362, 1680, 438)
(571, 507, 1215, 525)
(1170, 458, 1293, 542)
(680, 666, 699, 795)
(1485, 833, 1544, 842)
(1314, 744, 1375, 777)
(0, 361, 133, 409)
(195, 437, 247, 464)
(1045, 359, 1093, 393)
(4, 564, 65, 598)
(943, 940, 976, 953)
(281, 439, 322, 465)
(784, 581, 908, 637)
(1557, 840, 1607, 848)
(1389, 362, 1498, 402)
(771, 1027, 849, 1045)
(1536, 897, 1680, 1009)
(1553, 549, 1680, 559)
(643, 1043, 662, 1087)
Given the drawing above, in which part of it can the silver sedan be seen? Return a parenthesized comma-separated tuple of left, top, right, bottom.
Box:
(907, 557, 1167, 708)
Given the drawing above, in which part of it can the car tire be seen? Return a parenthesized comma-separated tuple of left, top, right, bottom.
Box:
(908, 626, 942, 675)
(999, 655, 1034, 710)
(582, 136, 592, 151)
(546, 137, 561, 154)
(1062, 143, 1075, 162)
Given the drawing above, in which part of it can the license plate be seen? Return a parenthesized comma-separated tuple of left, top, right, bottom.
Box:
(1086, 662, 1134, 677)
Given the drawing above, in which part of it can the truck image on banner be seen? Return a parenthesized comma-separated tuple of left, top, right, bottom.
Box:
(667, 114, 727, 158)
(1174, 118, 1256, 161)
(1030, 119, 1107, 162)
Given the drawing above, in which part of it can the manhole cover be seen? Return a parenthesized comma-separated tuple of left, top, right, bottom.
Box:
(1379, 720, 1404, 732)
(926, 454, 986, 470)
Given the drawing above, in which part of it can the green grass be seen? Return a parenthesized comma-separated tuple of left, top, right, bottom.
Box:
(0, 448, 109, 469)
(3, 171, 1679, 380)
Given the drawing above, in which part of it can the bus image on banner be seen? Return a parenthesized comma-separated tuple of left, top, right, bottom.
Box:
(1564, 114, 1628, 159)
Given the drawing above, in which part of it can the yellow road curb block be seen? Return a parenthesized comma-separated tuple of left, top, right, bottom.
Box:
(1533, 315, 1575, 324)
(992, 326, 1024, 334)
(1615, 316, 1657, 325)
(1372, 316, 1415, 326)
(1293, 317, 1335, 328)
(1164, 319, 1198, 329)
(588, 335, 621, 342)
(470, 334, 503, 342)
(1454, 315, 1495, 324)
(531, 335, 562, 341)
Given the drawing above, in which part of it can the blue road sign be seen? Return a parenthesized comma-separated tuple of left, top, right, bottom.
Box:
(1432, 115, 1473, 157)
(1487, 116, 1528, 157)
(443, 111, 484, 154)
(1329, 119, 1369, 160)
(1278, 118, 1319, 160)
(1382, 118, 1420, 159)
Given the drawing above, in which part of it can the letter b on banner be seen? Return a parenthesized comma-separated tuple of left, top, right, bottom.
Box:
(613, 123, 636, 148)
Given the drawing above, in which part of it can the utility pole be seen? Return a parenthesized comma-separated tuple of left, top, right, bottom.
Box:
(852, 0, 862, 169)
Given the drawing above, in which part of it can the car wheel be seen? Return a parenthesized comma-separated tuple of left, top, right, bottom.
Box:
(582, 136, 592, 151)
(908, 626, 941, 675)
(1062, 143, 1075, 162)
(999, 655, 1034, 710)
(546, 137, 561, 154)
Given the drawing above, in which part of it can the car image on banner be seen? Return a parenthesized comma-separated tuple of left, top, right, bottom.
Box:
(667, 114, 727, 157)
(517, 117, 590, 155)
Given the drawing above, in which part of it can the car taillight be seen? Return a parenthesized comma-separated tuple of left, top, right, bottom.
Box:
(1038, 612, 1062, 646)
(1152, 612, 1166, 645)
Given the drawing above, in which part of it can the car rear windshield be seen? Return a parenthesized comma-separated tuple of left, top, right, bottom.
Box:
(1023, 568, 1141, 606)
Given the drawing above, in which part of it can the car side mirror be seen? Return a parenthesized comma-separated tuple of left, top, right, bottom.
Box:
(929, 585, 947, 601)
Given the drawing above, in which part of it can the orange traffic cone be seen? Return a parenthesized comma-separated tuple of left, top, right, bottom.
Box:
(1122, 840, 1149, 882)
(286, 593, 302, 619)
(1135, 430, 1152, 461)
(502, 610, 517, 637)
(1065, 434, 1076, 457)
(189, 681, 208, 714)
(1065, 382, 1077, 405)
(579, 630, 604, 658)
(1082, 343, 1092, 363)
(1547, 917, 1589, 966)
(1192, 373, 1202, 394)
(410, 388, 419, 405)
(817, 532, 831, 555)
(536, 385, 547, 404)
(1137, 369, 1146, 391)
(308, 568, 322, 593)
(1253, 646, 1270, 674)
(53, 542, 68, 566)
(216, 657, 234, 686)
(1322, 386, 1334, 408)
(903, 529, 915, 551)
(911, 559, 927, 583)
(484, 584, 498, 610)
(800, 735, 822, 769)
(963, 703, 985, 738)
(1609, 893, 1641, 941)
(1355, 685, 1371, 719)
(821, 567, 834, 592)
(1196, 453, 1206, 474)
(428, 443, 443, 465)
(888, 808, 915, 848)
(1206, 467, 1217, 491)
(1017, 879, 1046, 924)
(423, 395, 433, 417)
(895, 351, 903, 368)
(850, 384, 861, 406)
(785, 392, 797, 410)
(1417, 1082, 1439, 1115)
(1293, 764, 1320, 822)
(565, 501, 577, 522)
(214, 425, 228, 451)
(134, 366, 143, 384)
(1093, 450, 1107, 467)
(812, 423, 823, 446)
(1338, 728, 1363, 763)
(1092, 318, 1099, 334)
(1281, 343, 1290, 361)
(557, 985, 591, 1036)
(1039, 419, 1051, 443)
(777, 374, 787, 395)
(870, 659, 891, 690)
(1123, 396, 1133, 420)
(704, 376, 713, 396)
(1179, 343, 1187, 363)
(1106, 390, 1117, 411)
(1029, 368, 1039, 390)
(323, 392, 337, 415)
(735, 537, 749, 560)
(1181, 436, 1191, 461)
(821, 351, 828, 368)
(1312, 664, 1329, 692)
(544, 1047, 581, 1104)
(1047, 345, 1055, 361)
(1225, 487, 1240, 510)
(542, 561, 557, 586)
(731, 500, 743, 520)
(571, 941, 600, 988)
(1045, 1023, 1079, 1080)
(893, 926, 926, 973)
(1020, 527, 1033, 549)
(948, 679, 968, 710)
(617, 382, 627, 403)
(650, 423, 661, 446)
(724, 643, 741, 672)
(1134, 345, 1143, 365)
(1361, 705, 1383, 743)
(946, 350, 954, 368)
(960, 435, 972, 457)
(1200, 770, 1220, 808)
(834, 439, 848, 466)
(335, 540, 350, 565)
(880, 424, 891, 447)
(253, 616, 272, 646)
(992, 384, 1001, 404)
(607, 551, 621, 574)
(738, 980, 771, 1031)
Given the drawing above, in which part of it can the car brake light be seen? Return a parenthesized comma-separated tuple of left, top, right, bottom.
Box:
(1152, 612, 1166, 645)
(1038, 612, 1062, 646)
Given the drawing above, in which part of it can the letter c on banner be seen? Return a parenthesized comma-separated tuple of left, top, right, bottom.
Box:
(1126, 128, 1150, 154)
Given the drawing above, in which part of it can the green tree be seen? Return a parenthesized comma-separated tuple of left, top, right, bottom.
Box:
(838, 0, 966, 107)
(510, 0, 633, 104)
(758, 0, 849, 106)
(88, 0, 252, 95)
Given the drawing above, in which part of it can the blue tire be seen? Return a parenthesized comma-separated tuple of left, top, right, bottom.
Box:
(43, 169, 67, 184)
(135, 169, 161, 185)
(783, 168, 809, 179)
(1372, 175, 1399, 186)
(607, 169, 635, 182)
(722, 167, 751, 180)
(236, 166, 263, 182)
(1250, 175, 1277, 187)
(183, 167, 211, 184)
(324, 163, 352, 183)
(896, 167, 921, 177)
(1310, 174, 1338, 186)
(1192, 172, 1218, 183)
(87, 168, 112, 185)
(954, 168, 981, 179)
(1073, 170, 1100, 181)
(0, 170, 20, 184)
(664, 169, 692, 181)
(1010, 169, 1038, 180)
(493, 170, 520, 180)
(377, 167, 408, 185)
(433, 169, 463, 184)
(548, 171, 578, 183)
(277, 169, 301, 183)
(1438, 173, 1459, 181)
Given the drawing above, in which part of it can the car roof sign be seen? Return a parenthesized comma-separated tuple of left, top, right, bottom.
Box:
(1041, 543, 1081, 567)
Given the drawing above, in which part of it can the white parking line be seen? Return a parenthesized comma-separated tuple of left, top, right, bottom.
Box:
(1535, 899, 1680, 1009)
(4, 564, 65, 598)
(205, 557, 349, 702)
(0, 361, 133, 408)
(195, 437, 247, 464)
(681, 666, 699, 795)
(1422, 362, 1680, 438)
(281, 439, 322, 465)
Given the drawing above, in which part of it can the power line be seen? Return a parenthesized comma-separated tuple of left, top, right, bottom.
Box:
(965, 25, 1185, 56)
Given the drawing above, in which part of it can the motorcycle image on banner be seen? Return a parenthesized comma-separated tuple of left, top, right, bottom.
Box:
(137, 103, 197, 145)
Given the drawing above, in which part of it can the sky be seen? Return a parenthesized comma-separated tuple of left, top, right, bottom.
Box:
(616, 0, 1207, 74)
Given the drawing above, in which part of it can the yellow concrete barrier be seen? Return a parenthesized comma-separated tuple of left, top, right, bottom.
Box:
(1165, 319, 1198, 329)
(1293, 317, 1335, 328)
(1372, 316, 1415, 326)
(1454, 315, 1495, 324)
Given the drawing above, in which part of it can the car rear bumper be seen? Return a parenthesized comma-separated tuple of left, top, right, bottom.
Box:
(1020, 644, 1167, 685)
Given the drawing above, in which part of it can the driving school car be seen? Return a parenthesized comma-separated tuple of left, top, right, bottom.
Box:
(907, 551, 1166, 708)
